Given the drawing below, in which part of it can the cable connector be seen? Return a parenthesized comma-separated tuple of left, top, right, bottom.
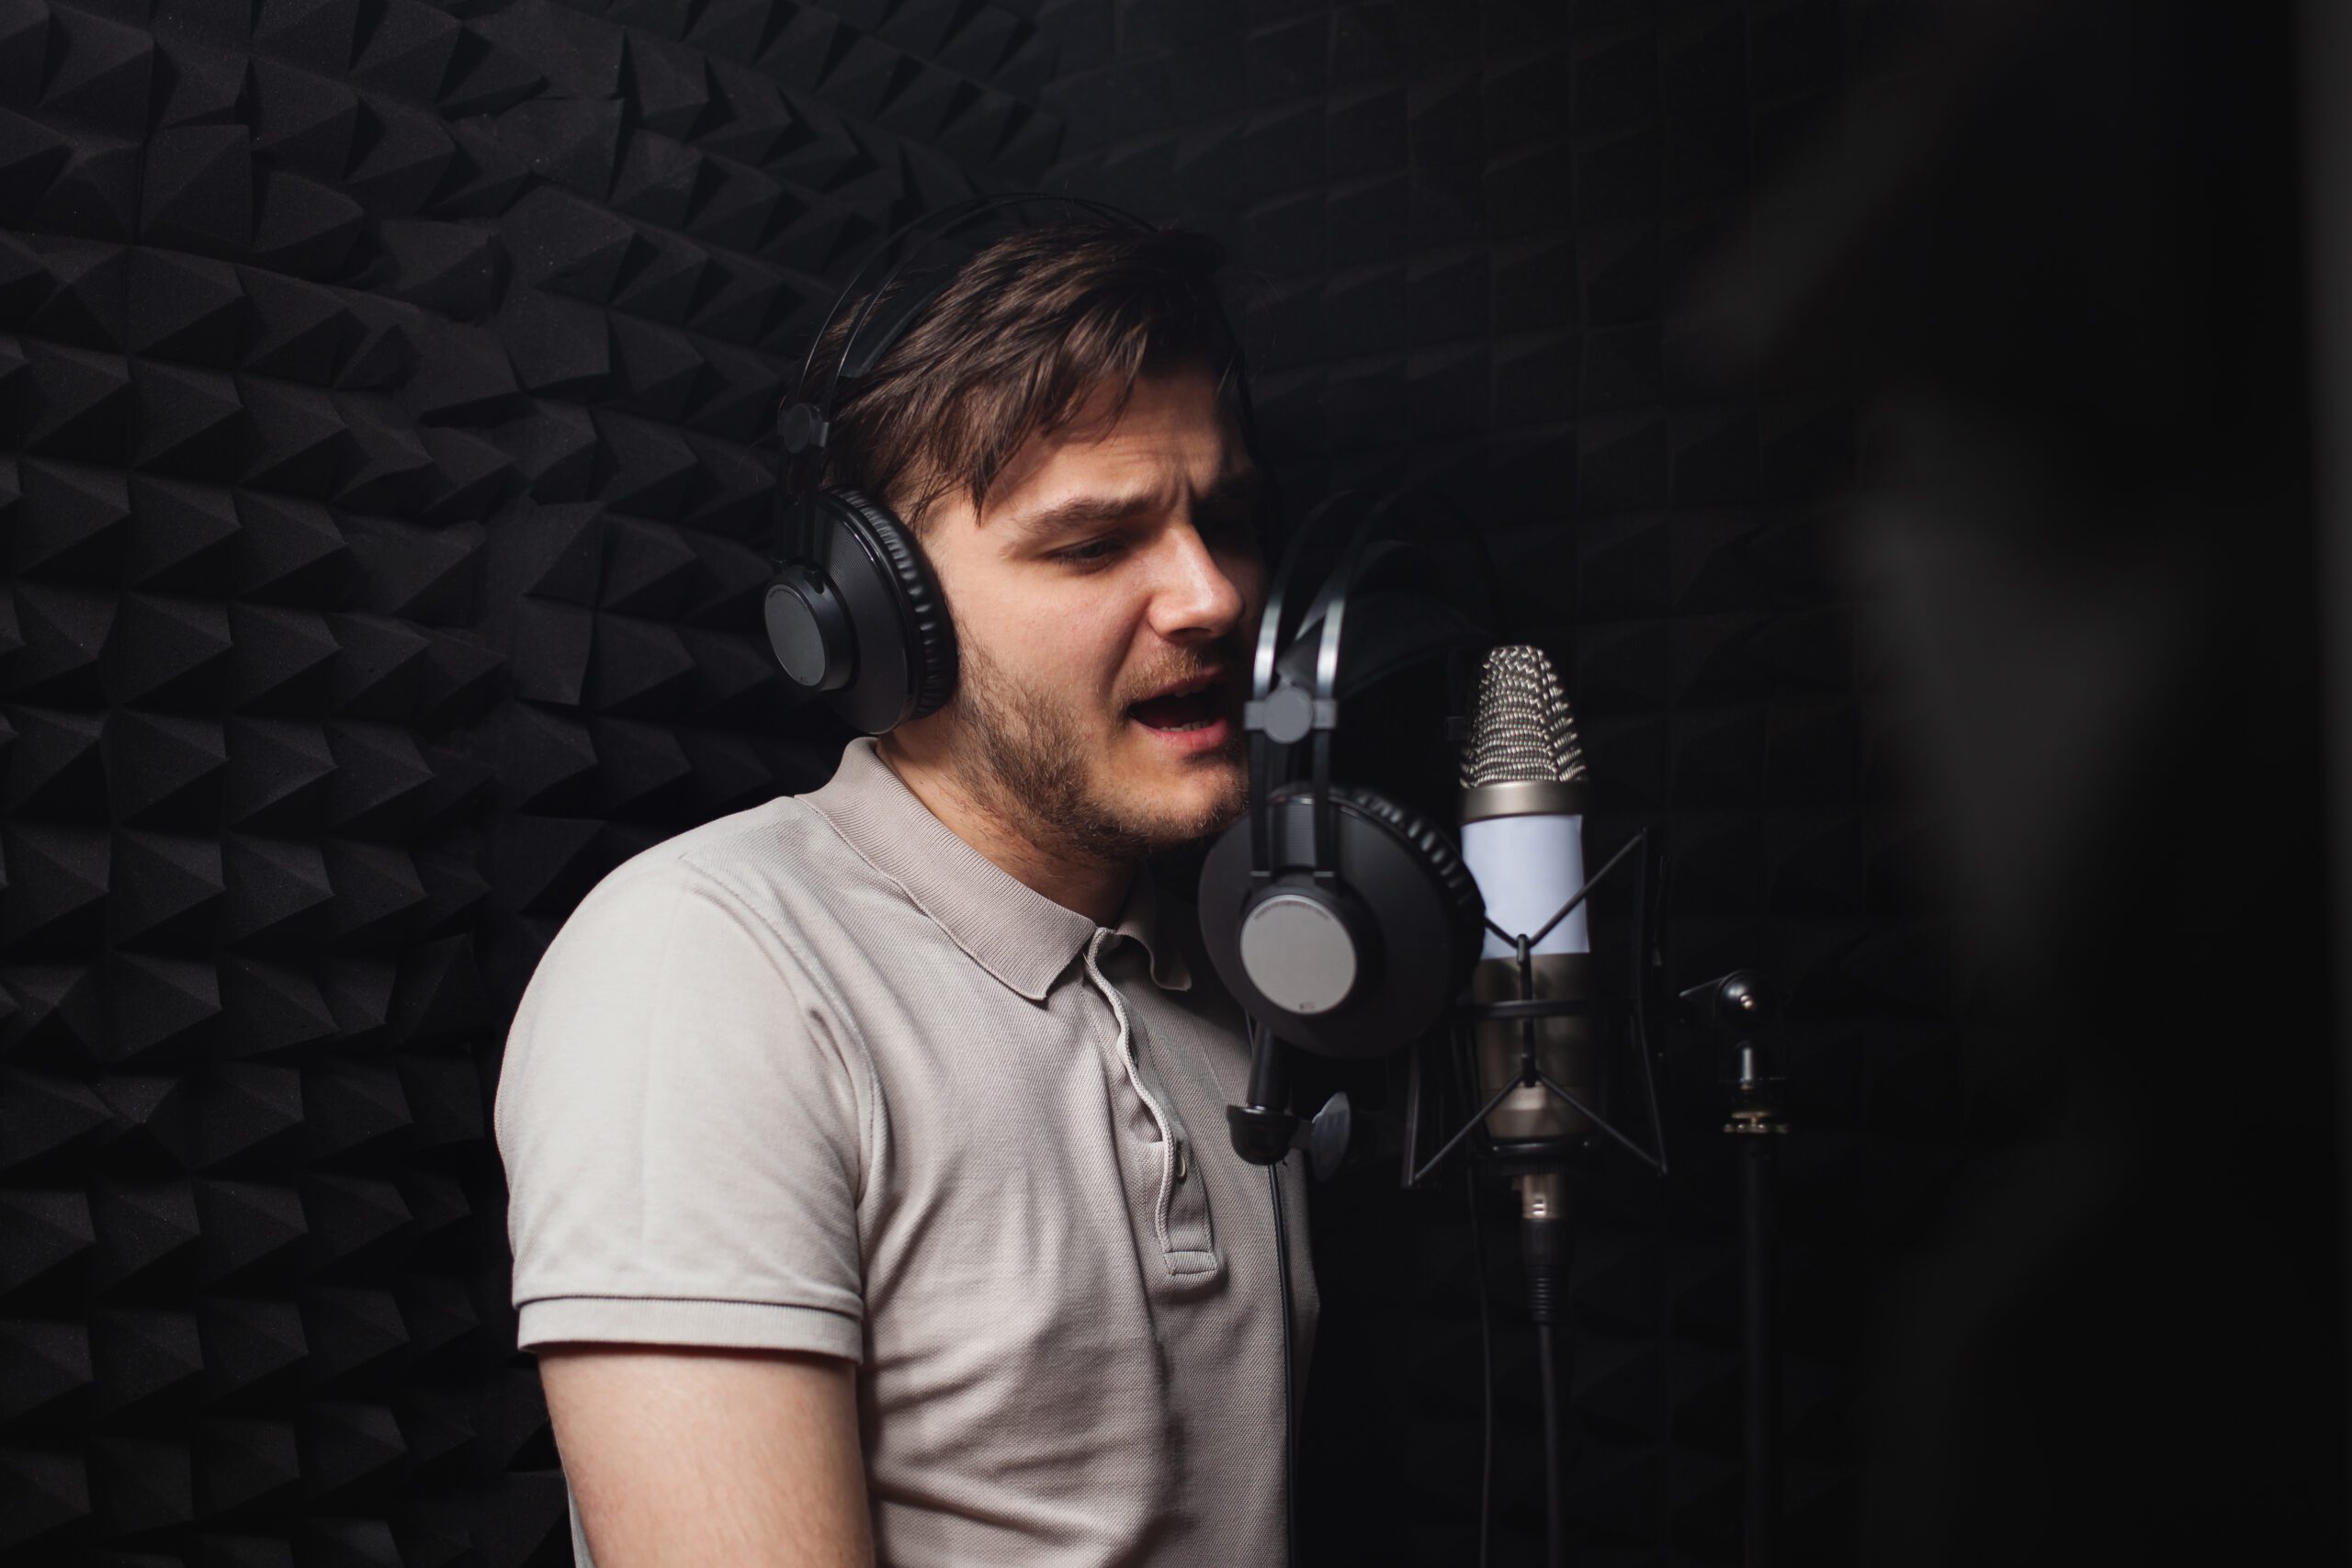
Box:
(1519, 1170, 1569, 1325)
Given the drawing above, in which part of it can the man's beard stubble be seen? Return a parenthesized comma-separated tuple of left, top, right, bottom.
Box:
(945, 631, 1249, 868)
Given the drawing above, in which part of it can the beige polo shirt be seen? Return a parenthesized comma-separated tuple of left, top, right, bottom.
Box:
(494, 738, 1317, 1567)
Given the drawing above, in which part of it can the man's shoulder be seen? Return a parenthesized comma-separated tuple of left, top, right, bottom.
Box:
(509, 789, 914, 1055)
(549, 789, 877, 952)
(608, 792, 829, 886)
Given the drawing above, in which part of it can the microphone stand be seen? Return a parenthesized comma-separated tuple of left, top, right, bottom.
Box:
(1684, 970, 1786, 1568)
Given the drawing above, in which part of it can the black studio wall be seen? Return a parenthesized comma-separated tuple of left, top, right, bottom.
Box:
(5, 2, 2336, 1567)
(1, 0, 1067, 1562)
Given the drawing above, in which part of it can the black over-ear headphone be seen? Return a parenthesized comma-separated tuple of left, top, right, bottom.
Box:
(1198, 494, 1498, 1101)
(763, 192, 1261, 736)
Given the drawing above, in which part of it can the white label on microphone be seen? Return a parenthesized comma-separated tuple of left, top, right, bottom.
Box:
(1461, 813, 1590, 961)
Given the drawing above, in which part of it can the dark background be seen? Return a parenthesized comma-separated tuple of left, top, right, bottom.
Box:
(2, 0, 2343, 1564)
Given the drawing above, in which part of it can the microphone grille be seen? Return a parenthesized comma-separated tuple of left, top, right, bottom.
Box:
(1462, 645, 1585, 787)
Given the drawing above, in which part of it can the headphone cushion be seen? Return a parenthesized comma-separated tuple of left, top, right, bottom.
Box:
(830, 488, 957, 720)
(1272, 781, 1487, 979)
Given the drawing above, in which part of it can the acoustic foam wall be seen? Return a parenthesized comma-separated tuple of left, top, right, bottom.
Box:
(2, 0, 1061, 1562)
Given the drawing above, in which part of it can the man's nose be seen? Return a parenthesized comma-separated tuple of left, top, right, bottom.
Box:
(1148, 524, 1250, 641)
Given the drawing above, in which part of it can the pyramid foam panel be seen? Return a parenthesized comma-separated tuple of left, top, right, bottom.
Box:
(4, 0, 1067, 1562)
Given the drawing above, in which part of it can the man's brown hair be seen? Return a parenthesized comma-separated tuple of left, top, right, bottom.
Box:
(805, 220, 1251, 533)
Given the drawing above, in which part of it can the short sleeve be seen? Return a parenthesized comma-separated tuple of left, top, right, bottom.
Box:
(493, 855, 870, 1361)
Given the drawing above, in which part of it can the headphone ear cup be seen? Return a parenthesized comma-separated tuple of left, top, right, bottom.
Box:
(829, 489, 957, 720)
(1197, 782, 1487, 1058)
(800, 487, 957, 731)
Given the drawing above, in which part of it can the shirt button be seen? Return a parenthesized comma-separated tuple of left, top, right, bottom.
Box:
(1175, 1142, 1189, 1181)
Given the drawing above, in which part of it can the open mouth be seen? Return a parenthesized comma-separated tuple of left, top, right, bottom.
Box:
(1128, 674, 1226, 733)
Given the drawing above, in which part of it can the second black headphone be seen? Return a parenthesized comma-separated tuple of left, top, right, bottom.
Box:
(763, 192, 1262, 736)
(1197, 493, 1500, 1077)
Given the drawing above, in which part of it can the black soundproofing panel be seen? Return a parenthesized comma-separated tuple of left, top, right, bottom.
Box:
(5, 1, 2336, 1566)
(1, 0, 1059, 1562)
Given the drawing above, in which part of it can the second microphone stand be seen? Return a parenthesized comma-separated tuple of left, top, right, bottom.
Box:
(1685, 969, 1787, 1568)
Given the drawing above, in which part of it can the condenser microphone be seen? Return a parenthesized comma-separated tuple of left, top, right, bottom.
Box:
(1460, 646, 1601, 1202)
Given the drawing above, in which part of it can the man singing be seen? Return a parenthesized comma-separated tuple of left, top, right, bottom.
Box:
(493, 218, 1315, 1567)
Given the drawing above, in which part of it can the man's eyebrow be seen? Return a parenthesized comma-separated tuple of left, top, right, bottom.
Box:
(995, 469, 1261, 543)
(995, 491, 1157, 543)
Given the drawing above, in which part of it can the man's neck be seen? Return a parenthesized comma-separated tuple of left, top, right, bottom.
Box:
(875, 739, 1135, 928)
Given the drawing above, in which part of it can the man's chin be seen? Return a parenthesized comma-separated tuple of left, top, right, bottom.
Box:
(1101, 752, 1249, 848)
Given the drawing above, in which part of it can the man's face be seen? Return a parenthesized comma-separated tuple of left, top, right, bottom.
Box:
(906, 362, 1265, 864)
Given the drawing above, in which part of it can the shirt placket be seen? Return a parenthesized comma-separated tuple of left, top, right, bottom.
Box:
(1081, 928, 1217, 1273)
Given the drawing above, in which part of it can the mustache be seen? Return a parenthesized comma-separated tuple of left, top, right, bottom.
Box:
(1117, 641, 1249, 709)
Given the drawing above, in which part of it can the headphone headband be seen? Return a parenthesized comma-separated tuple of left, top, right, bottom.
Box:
(1241, 491, 1500, 889)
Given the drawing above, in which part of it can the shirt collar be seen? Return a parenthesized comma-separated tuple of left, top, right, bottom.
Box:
(805, 739, 1192, 1000)
(1113, 857, 1193, 993)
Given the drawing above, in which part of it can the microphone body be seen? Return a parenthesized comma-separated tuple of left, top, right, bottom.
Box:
(1460, 649, 1601, 1161)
